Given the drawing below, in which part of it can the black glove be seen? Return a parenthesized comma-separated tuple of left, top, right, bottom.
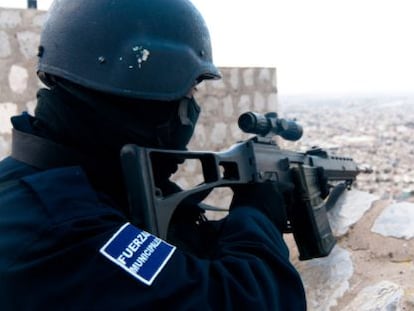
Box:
(230, 182, 289, 232)
(167, 203, 221, 258)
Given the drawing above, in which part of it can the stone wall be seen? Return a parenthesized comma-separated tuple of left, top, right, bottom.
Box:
(0, 8, 46, 158)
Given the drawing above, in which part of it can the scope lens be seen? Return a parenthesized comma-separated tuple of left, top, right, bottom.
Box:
(238, 113, 256, 132)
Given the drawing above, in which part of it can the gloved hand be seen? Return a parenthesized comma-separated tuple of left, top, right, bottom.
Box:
(230, 182, 289, 232)
(167, 203, 221, 258)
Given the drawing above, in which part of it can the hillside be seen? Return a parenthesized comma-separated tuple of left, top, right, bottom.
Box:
(278, 95, 414, 201)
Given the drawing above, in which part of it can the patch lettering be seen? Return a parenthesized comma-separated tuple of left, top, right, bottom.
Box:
(100, 223, 176, 286)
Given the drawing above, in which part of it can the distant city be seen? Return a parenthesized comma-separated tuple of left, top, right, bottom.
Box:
(277, 95, 414, 200)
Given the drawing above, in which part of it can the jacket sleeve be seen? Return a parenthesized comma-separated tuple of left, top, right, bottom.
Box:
(91, 206, 306, 310)
(149, 206, 307, 310)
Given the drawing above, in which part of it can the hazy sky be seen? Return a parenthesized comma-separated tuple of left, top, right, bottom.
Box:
(1, 0, 413, 96)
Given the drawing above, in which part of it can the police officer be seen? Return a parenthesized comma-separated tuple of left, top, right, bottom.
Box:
(0, 0, 306, 309)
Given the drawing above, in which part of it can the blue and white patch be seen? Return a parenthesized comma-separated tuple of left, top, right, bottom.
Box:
(100, 223, 176, 286)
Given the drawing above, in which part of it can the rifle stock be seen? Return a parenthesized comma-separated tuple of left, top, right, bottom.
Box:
(121, 112, 364, 260)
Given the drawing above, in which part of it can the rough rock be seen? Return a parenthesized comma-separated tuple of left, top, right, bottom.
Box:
(0, 10, 21, 28)
(0, 31, 11, 58)
(296, 246, 354, 311)
(17, 31, 41, 59)
(286, 191, 414, 310)
(243, 68, 254, 87)
(371, 202, 414, 240)
(0, 102, 17, 134)
(328, 189, 379, 236)
(8, 65, 29, 94)
(0, 136, 10, 160)
(343, 281, 404, 311)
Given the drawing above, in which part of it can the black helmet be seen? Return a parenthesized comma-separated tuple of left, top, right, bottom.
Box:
(38, 0, 221, 101)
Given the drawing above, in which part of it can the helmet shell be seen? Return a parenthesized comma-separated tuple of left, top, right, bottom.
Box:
(38, 0, 221, 101)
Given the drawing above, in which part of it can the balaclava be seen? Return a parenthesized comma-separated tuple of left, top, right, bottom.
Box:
(32, 78, 200, 211)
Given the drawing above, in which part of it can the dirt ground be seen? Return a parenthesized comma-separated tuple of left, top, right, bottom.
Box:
(286, 199, 414, 310)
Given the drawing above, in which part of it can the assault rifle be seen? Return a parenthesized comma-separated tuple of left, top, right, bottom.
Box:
(121, 112, 366, 260)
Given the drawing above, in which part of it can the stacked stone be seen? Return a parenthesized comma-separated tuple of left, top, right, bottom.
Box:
(190, 67, 278, 151)
(0, 8, 47, 159)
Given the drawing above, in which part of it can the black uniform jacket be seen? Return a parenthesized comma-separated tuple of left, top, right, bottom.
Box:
(0, 119, 306, 310)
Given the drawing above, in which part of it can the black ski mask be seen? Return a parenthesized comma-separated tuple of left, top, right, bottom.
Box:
(33, 78, 201, 209)
(35, 77, 200, 152)
(155, 95, 200, 150)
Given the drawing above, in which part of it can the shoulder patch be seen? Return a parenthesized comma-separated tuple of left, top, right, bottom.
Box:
(100, 223, 176, 286)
